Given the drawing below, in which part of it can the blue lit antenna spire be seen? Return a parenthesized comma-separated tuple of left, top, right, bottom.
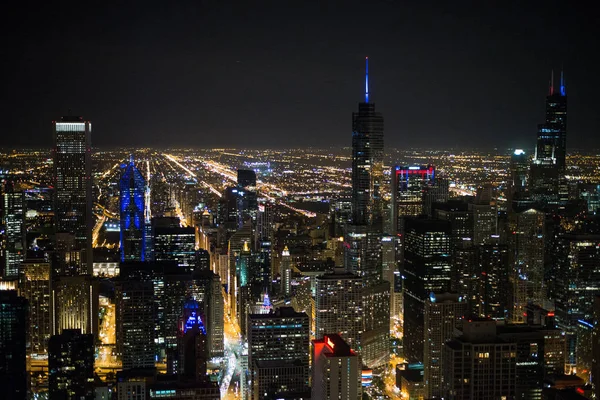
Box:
(560, 69, 566, 96)
(365, 56, 369, 103)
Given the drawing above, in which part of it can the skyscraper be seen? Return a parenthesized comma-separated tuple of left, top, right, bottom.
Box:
(352, 57, 384, 227)
(530, 71, 568, 204)
(178, 299, 208, 382)
(280, 246, 292, 297)
(247, 307, 310, 399)
(52, 275, 97, 335)
(3, 181, 25, 278)
(52, 116, 93, 276)
(403, 217, 452, 363)
(315, 269, 363, 348)
(48, 329, 95, 400)
(0, 291, 28, 400)
(312, 334, 362, 400)
(120, 156, 146, 262)
(19, 260, 52, 356)
(424, 293, 466, 399)
(391, 165, 435, 234)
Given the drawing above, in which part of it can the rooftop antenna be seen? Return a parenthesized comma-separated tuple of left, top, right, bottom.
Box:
(549, 70, 554, 96)
(365, 56, 369, 103)
(560, 68, 566, 96)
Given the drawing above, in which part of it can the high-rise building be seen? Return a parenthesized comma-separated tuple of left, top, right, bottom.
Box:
(153, 223, 197, 269)
(280, 246, 292, 297)
(424, 293, 466, 399)
(247, 307, 310, 399)
(442, 319, 517, 399)
(352, 57, 384, 226)
(178, 299, 208, 382)
(48, 329, 95, 400)
(471, 185, 497, 246)
(18, 260, 52, 356)
(115, 279, 156, 370)
(52, 275, 97, 335)
(120, 156, 146, 262)
(344, 224, 382, 285)
(390, 165, 435, 234)
(312, 334, 361, 400)
(361, 280, 390, 368)
(474, 244, 509, 320)
(2, 181, 25, 278)
(190, 270, 225, 359)
(508, 208, 545, 322)
(236, 169, 258, 228)
(530, 71, 567, 203)
(315, 269, 363, 348)
(509, 149, 529, 195)
(592, 296, 600, 400)
(0, 290, 28, 400)
(52, 116, 93, 276)
(403, 217, 452, 363)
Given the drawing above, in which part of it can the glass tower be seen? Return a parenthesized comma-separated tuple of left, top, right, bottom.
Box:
(120, 157, 146, 262)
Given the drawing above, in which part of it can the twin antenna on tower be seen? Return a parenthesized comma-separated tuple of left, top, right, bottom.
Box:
(549, 69, 567, 96)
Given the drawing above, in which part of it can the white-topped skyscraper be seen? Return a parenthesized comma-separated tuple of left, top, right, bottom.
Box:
(52, 116, 93, 276)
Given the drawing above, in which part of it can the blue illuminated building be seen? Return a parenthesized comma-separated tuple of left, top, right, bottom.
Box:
(120, 156, 146, 262)
(178, 299, 208, 382)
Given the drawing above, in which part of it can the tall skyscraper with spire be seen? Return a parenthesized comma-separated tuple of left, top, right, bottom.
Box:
(530, 70, 568, 204)
(352, 57, 384, 227)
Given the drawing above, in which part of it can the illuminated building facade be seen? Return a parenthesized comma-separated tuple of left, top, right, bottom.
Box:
(247, 307, 309, 399)
(312, 334, 361, 400)
(52, 275, 97, 335)
(52, 116, 93, 275)
(424, 293, 465, 399)
(0, 291, 27, 400)
(403, 217, 452, 363)
(3, 181, 25, 278)
(120, 157, 146, 262)
(280, 246, 292, 297)
(18, 260, 52, 356)
(315, 269, 363, 348)
(153, 225, 197, 269)
(49, 329, 94, 400)
(178, 299, 208, 382)
(391, 165, 435, 234)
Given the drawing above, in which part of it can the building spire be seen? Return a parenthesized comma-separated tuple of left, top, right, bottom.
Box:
(549, 70, 554, 96)
(365, 56, 369, 103)
(560, 68, 566, 96)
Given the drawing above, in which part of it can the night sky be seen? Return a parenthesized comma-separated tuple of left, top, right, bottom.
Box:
(2, 1, 599, 150)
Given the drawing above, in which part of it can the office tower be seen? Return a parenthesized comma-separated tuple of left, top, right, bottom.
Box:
(256, 200, 274, 242)
(191, 270, 225, 359)
(0, 291, 28, 400)
(424, 293, 466, 399)
(471, 185, 497, 246)
(247, 307, 310, 399)
(3, 181, 25, 278)
(153, 220, 197, 270)
(497, 324, 565, 398)
(280, 246, 292, 296)
(442, 320, 517, 399)
(315, 269, 363, 348)
(555, 224, 600, 372)
(227, 221, 252, 318)
(52, 116, 93, 275)
(178, 299, 208, 382)
(18, 260, 52, 356)
(352, 57, 384, 226)
(331, 196, 353, 237)
(48, 329, 94, 400)
(530, 71, 567, 203)
(116, 369, 220, 400)
(312, 334, 361, 400)
(423, 176, 449, 217)
(237, 240, 253, 335)
(52, 275, 97, 335)
(361, 280, 391, 368)
(344, 224, 382, 285)
(403, 217, 452, 363)
(115, 279, 156, 369)
(508, 208, 545, 322)
(509, 149, 529, 195)
(120, 157, 146, 262)
(391, 165, 435, 233)
(197, 249, 210, 272)
(236, 169, 258, 228)
(474, 244, 509, 320)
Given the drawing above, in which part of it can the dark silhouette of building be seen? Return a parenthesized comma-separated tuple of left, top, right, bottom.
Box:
(0, 291, 28, 400)
(177, 299, 208, 382)
(48, 329, 94, 400)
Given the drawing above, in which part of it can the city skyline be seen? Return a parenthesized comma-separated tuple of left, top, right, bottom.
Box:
(2, 1, 599, 149)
